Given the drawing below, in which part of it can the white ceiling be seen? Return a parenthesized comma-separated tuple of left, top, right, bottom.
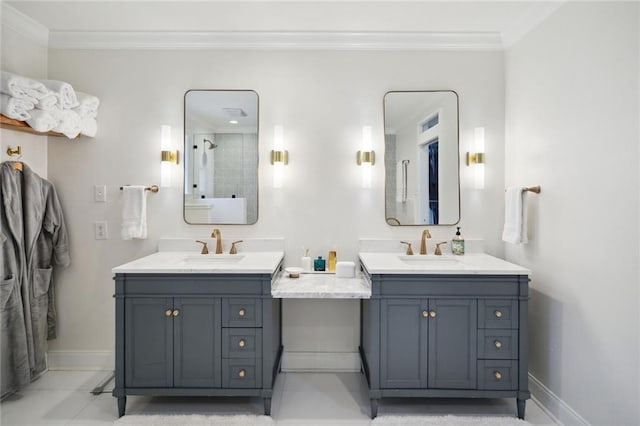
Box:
(4, 1, 565, 49)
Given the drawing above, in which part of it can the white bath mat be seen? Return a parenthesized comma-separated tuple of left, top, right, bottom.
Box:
(113, 414, 274, 425)
(372, 415, 532, 425)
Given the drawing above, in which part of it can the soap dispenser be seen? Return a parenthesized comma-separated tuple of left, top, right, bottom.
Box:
(452, 226, 465, 255)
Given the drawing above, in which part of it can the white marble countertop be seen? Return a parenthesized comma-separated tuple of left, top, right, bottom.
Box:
(359, 252, 530, 275)
(272, 271, 371, 299)
(112, 251, 284, 274)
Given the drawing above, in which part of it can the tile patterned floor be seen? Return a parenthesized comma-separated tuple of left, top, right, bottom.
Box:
(1, 370, 558, 425)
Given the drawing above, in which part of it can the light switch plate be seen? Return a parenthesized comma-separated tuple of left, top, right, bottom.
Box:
(94, 185, 106, 202)
(94, 221, 108, 240)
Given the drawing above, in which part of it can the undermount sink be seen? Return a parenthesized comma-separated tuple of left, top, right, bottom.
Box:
(182, 254, 245, 264)
(398, 255, 462, 267)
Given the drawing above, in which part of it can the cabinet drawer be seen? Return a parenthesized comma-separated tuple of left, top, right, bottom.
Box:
(222, 298, 262, 327)
(478, 300, 518, 329)
(477, 360, 518, 390)
(222, 358, 262, 388)
(223, 328, 262, 359)
(478, 330, 518, 359)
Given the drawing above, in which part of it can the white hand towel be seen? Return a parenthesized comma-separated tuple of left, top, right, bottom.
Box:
(25, 109, 58, 132)
(121, 186, 148, 240)
(35, 93, 58, 110)
(1, 71, 48, 101)
(1, 93, 34, 120)
(502, 186, 528, 244)
(39, 79, 79, 109)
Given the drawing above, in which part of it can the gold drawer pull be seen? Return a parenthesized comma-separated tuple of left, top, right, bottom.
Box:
(422, 310, 429, 318)
(494, 371, 502, 380)
(165, 309, 173, 317)
(429, 310, 437, 318)
(172, 309, 180, 317)
(238, 339, 246, 348)
(494, 310, 503, 318)
(494, 340, 503, 349)
(238, 308, 246, 317)
(238, 369, 246, 378)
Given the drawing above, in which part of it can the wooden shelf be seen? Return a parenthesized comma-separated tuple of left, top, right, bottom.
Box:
(0, 114, 69, 138)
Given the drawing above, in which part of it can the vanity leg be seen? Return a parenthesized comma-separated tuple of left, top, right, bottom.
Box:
(370, 398, 378, 418)
(517, 399, 526, 419)
(117, 396, 127, 417)
(263, 397, 272, 416)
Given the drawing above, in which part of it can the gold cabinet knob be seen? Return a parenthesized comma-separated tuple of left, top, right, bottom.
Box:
(172, 309, 180, 317)
(238, 309, 246, 317)
(494, 340, 503, 349)
(494, 371, 502, 380)
(165, 309, 173, 317)
(429, 310, 437, 318)
(422, 310, 429, 318)
(238, 369, 246, 378)
(494, 310, 503, 318)
(238, 339, 246, 348)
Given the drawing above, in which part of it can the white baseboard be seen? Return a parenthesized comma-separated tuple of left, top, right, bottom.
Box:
(281, 352, 360, 372)
(47, 351, 114, 371)
(529, 373, 589, 426)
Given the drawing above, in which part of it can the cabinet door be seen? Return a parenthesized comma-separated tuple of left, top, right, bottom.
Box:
(380, 299, 428, 388)
(125, 298, 173, 388)
(173, 298, 222, 388)
(428, 298, 477, 389)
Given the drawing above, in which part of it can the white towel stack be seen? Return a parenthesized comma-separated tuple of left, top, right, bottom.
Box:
(1, 70, 100, 138)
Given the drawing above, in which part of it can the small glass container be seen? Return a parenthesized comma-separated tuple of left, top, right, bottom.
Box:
(314, 256, 326, 271)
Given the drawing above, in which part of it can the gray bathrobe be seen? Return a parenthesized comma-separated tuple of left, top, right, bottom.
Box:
(0, 161, 70, 397)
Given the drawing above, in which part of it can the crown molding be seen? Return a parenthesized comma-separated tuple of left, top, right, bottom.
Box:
(49, 31, 503, 51)
(1, 3, 49, 47)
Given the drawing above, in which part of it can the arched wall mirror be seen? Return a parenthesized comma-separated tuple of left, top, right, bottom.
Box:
(384, 90, 460, 226)
(183, 90, 259, 224)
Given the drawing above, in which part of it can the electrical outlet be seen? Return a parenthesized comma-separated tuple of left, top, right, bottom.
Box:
(94, 221, 108, 240)
(94, 185, 106, 202)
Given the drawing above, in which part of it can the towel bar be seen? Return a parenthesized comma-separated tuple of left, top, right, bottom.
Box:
(523, 186, 541, 193)
(119, 185, 159, 193)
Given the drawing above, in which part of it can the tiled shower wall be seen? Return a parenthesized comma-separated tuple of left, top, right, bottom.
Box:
(212, 133, 258, 223)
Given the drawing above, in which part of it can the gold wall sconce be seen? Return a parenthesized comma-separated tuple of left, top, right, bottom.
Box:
(270, 149, 289, 165)
(271, 125, 287, 188)
(358, 126, 374, 188)
(356, 150, 375, 166)
(161, 150, 179, 164)
(467, 127, 485, 189)
(160, 125, 179, 187)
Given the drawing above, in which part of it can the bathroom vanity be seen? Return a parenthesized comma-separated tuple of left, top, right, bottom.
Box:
(112, 246, 284, 417)
(358, 251, 530, 419)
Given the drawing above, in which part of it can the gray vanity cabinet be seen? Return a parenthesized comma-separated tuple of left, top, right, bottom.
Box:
(125, 297, 222, 389)
(114, 272, 282, 418)
(380, 298, 477, 390)
(360, 269, 529, 419)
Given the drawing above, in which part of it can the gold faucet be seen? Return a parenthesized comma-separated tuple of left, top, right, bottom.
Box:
(211, 228, 223, 254)
(420, 229, 432, 255)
